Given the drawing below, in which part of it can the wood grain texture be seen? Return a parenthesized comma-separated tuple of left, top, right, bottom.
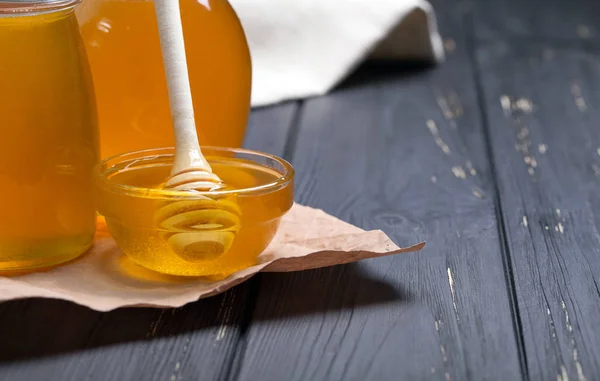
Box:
(231, 5, 522, 380)
(473, 0, 600, 43)
(475, 37, 600, 380)
(0, 104, 298, 381)
(0, 280, 245, 381)
(243, 102, 300, 158)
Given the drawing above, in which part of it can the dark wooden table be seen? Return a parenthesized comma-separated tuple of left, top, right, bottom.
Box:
(2, 0, 600, 379)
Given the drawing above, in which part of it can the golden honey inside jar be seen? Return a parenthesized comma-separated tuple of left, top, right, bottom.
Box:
(96, 147, 294, 278)
(75, 0, 252, 158)
(0, 0, 99, 272)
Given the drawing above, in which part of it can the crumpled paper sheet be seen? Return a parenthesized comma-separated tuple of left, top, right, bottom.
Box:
(0, 204, 424, 312)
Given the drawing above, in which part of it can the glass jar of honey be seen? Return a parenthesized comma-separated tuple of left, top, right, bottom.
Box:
(0, 0, 99, 272)
(75, 0, 252, 159)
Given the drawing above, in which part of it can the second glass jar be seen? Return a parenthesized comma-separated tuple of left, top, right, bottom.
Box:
(76, 0, 252, 159)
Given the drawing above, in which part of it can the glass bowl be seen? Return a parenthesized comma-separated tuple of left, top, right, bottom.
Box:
(95, 147, 294, 278)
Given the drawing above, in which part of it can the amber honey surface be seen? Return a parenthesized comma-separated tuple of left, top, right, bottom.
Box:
(97, 155, 293, 278)
(0, 9, 99, 271)
(76, 0, 252, 158)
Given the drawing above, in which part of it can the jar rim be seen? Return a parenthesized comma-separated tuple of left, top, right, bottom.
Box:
(0, 0, 80, 14)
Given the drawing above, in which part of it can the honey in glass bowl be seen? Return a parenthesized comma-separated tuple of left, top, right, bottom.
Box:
(76, 0, 252, 158)
(95, 147, 294, 278)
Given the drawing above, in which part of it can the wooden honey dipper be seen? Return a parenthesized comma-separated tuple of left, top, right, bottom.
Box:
(153, 0, 241, 261)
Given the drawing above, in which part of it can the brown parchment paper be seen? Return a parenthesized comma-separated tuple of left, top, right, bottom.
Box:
(0, 204, 424, 311)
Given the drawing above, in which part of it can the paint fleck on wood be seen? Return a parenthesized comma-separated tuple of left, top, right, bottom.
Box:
(447, 93, 464, 118)
(571, 83, 587, 112)
(562, 301, 572, 332)
(524, 156, 538, 168)
(452, 166, 467, 179)
(447, 268, 460, 324)
(517, 127, 530, 141)
(560, 301, 588, 381)
(501, 95, 512, 114)
(170, 362, 181, 381)
(515, 98, 534, 113)
(215, 290, 236, 342)
(437, 95, 455, 121)
(558, 365, 569, 381)
(500, 95, 534, 114)
(548, 306, 557, 339)
(439, 339, 451, 381)
(216, 325, 227, 341)
(512, 118, 535, 177)
(466, 161, 477, 176)
(435, 90, 463, 128)
(427, 119, 452, 155)
(575, 349, 587, 381)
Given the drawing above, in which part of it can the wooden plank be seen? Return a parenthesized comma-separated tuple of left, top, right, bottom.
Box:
(230, 6, 523, 380)
(0, 294, 244, 381)
(473, 0, 600, 43)
(475, 38, 600, 380)
(0, 103, 298, 381)
(243, 102, 300, 158)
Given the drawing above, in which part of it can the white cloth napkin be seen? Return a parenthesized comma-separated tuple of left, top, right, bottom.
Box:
(229, 0, 444, 107)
